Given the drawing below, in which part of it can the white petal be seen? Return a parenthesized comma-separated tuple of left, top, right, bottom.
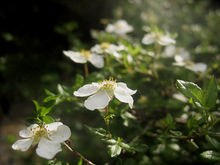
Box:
(19, 124, 39, 138)
(84, 91, 111, 110)
(63, 50, 87, 63)
(114, 86, 134, 108)
(174, 55, 184, 63)
(89, 54, 104, 68)
(36, 138, 61, 159)
(91, 45, 103, 54)
(112, 52, 122, 59)
(106, 24, 115, 33)
(74, 84, 99, 97)
(117, 82, 137, 95)
(19, 129, 33, 138)
(12, 138, 33, 152)
(49, 125, 71, 143)
(187, 63, 207, 73)
(142, 34, 155, 45)
(45, 122, 63, 132)
(158, 36, 175, 46)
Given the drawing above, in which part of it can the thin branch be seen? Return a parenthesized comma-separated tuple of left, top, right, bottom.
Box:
(63, 142, 95, 165)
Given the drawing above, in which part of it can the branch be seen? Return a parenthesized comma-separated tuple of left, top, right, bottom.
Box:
(63, 142, 95, 165)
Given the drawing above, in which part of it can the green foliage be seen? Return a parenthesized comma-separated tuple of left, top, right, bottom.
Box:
(7, 0, 220, 164)
(176, 77, 217, 110)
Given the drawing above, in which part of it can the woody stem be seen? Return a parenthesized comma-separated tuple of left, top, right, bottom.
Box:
(63, 142, 95, 165)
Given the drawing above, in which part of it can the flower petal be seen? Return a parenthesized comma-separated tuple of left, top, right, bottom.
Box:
(74, 84, 99, 97)
(49, 125, 71, 143)
(63, 50, 87, 63)
(45, 122, 63, 132)
(89, 54, 104, 68)
(186, 63, 207, 73)
(19, 124, 39, 138)
(36, 138, 61, 159)
(114, 86, 134, 108)
(117, 82, 137, 95)
(158, 36, 175, 46)
(84, 91, 111, 110)
(12, 138, 33, 152)
(142, 34, 155, 45)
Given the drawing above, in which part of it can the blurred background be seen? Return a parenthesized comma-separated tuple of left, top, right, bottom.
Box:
(0, 0, 220, 164)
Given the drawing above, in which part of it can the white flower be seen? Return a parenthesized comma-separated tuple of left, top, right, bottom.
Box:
(186, 62, 207, 73)
(106, 20, 133, 35)
(164, 45, 190, 59)
(74, 77, 137, 110)
(63, 50, 104, 68)
(12, 122, 71, 159)
(91, 42, 126, 59)
(142, 32, 175, 46)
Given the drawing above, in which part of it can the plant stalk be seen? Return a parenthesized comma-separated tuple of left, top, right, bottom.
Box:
(63, 142, 95, 165)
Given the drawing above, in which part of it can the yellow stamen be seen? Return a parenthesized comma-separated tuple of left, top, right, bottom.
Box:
(80, 49, 91, 60)
(100, 42, 110, 50)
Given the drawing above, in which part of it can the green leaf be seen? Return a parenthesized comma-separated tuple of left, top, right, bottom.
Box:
(108, 144, 122, 157)
(43, 95, 57, 103)
(74, 74, 84, 88)
(33, 100, 41, 115)
(45, 89, 55, 96)
(188, 139, 199, 151)
(43, 115, 54, 124)
(176, 80, 204, 109)
(201, 150, 220, 161)
(203, 77, 218, 109)
(40, 106, 53, 116)
(85, 126, 106, 137)
(164, 114, 175, 128)
(77, 157, 83, 165)
(205, 135, 220, 150)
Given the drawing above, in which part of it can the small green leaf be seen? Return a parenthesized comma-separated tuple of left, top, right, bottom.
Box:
(203, 77, 218, 109)
(201, 150, 220, 161)
(188, 139, 199, 151)
(58, 84, 65, 95)
(85, 126, 106, 137)
(74, 74, 84, 88)
(33, 100, 41, 114)
(176, 80, 203, 106)
(206, 135, 220, 150)
(43, 95, 57, 103)
(45, 89, 55, 96)
(77, 157, 83, 165)
(40, 106, 53, 116)
(165, 114, 175, 128)
(105, 114, 115, 120)
(43, 115, 54, 124)
(108, 144, 122, 157)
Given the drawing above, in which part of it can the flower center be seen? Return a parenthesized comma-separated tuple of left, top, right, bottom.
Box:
(154, 32, 162, 39)
(98, 77, 117, 97)
(31, 125, 48, 143)
(80, 50, 91, 59)
(100, 42, 110, 50)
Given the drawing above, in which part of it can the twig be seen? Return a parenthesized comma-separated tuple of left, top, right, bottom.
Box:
(63, 142, 95, 165)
